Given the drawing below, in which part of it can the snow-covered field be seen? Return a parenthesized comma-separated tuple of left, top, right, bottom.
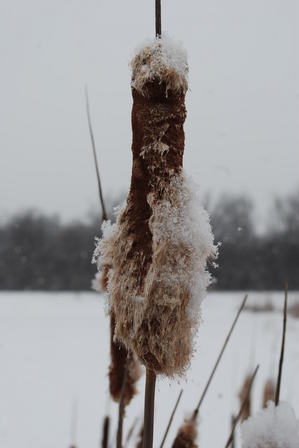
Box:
(0, 291, 298, 448)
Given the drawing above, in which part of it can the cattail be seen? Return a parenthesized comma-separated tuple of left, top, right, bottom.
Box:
(109, 312, 141, 405)
(94, 36, 216, 377)
(262, 379, 275, 409)
(172, 417, 198, 448)
(239, 374, 252, 421)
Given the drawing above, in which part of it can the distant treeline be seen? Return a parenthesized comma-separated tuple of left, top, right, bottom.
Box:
(0, 191, 298, 290)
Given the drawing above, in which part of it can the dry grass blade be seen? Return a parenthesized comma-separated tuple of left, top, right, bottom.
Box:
(224, 365, 259, 448)
(143, 369, 156, 448)
(101, 415, 110, 448)
(275, 282, 288, 406)
(125, 417, 139, 447)
(84, 85, 107, 222)
(193, 294, 248, 419)
(160, 389, 183, 448)
(116, 360, 129, 448)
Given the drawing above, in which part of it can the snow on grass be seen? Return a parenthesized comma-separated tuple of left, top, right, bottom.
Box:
(0, 291, 298, 448)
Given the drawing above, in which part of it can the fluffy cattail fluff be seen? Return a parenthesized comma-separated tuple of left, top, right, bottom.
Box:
(172, 417, 198, 448)
(93, 36, 217, 376)
(241, 401, 299, 448)
(109, 312, 141, 405)
(262, 379, 275, 409)
(239, 374, 252, 421)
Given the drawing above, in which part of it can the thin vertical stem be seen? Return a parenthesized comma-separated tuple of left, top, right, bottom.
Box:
(224, 365, 259, 448)
(143, 369, 156, 448)
(193, 294, 248, 419)
(155, 0, 161, 37)
(160, 389, 183, 448)
(275, 282, 288, 406)
(116, 362, 129, 448)
(85, 85, 107, 222)
(101, 416, 110, 448)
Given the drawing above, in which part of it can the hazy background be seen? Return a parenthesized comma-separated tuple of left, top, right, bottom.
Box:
(1, 0, 298, 225)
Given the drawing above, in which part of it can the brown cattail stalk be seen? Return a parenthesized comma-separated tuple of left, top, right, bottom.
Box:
(262, 379, 275, 408)
(275, 282, 288, 406)
(238, 374, 252, 422)
(160, 389, 183, 448)
(143, 369, 156, 448)
(101, 415, 110, 448)
(224, 365, 259, 448)
(172, 417, 198, 448)
(155, 0, 162, 37)
(117, 360, 129, 448)
(193, 294, 248, 420)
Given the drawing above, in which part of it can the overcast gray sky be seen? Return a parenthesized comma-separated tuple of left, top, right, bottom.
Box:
(0, 0, 298, 224)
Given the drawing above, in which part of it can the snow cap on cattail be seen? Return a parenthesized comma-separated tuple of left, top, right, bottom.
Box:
(94, 36, 217, 376)
(241, 401, 299, 448)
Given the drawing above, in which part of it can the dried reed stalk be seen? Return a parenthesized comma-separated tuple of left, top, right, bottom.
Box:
(160, 389, 183, 448)
(101, 415, 110, 448)
(224, 365, 259, 448)
(193, 294, 248, 420)
(85, 86, 107, 222)
(143, 369, 156, 448)
(275, 282, 288, 406)
(155, 0, 162, 37)
(117, 359, 129, 448)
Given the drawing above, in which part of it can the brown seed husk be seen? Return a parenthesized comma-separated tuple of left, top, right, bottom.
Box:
(239, 374, 252, 422)
(109, 312, 141, 405)
(172, 417, 198, 448)
(262, 379, 275, 409)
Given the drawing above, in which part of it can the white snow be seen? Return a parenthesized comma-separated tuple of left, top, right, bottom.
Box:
(131, 35, 189, 94)
(241, 401, 299, 448)
(0, 291, 299, 448)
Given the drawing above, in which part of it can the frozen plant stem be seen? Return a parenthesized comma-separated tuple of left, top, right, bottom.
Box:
(116, 362, 129, 448)
(275, 282, 288, 406)
(224, 365, 259, 448)
(85, 85, 107, 222)
(193, 294, 248, 420)
(143, 369, 156, 448)
(155, 0, 161, 37)
(101, 416, 110, 448)
(160, 389, 183, 448)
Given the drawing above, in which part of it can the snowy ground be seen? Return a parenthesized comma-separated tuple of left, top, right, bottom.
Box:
(0, 291, 298, 448)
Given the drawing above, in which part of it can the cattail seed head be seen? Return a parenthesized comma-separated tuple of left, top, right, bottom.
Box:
(172, 417, 198, 448)
(94, 36, 216, 376)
